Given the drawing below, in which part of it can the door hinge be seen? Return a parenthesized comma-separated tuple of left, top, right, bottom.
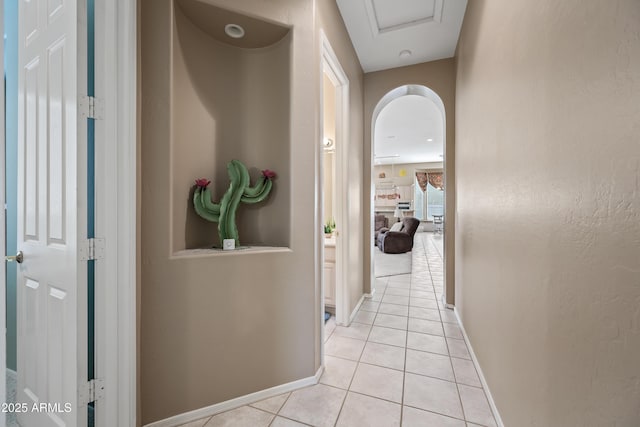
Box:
(79, 95, 104, 120)
(80, 238, 105, 261)
(79, 378, 105, 405)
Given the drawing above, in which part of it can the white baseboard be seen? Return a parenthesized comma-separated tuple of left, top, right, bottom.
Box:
(348, 294, 367, 324)
(314, 365, 324, 383)
(440, 293, 455, 309)
(453, 308, 504, 427)
(144, 367, 323, 427)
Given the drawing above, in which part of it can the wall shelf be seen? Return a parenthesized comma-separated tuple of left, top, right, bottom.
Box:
(172, 246, 291, 260)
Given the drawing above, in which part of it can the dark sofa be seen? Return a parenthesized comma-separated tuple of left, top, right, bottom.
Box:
(374, 214, 389, 245)
(377, 217, 420, 254)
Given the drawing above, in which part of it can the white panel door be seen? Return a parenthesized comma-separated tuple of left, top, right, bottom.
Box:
(17, 0, 87, 426)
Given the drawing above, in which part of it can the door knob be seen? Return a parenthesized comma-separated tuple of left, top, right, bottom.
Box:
(5, 251, 23, 264)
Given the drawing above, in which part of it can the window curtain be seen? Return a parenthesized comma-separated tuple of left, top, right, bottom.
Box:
(427, 172, 443, 190)
(415, 172, 428, 192)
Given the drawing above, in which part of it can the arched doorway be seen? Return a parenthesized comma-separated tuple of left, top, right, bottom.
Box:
(369, 84, 450, 305)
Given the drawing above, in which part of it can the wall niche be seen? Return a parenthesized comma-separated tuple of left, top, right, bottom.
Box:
(171, 0, 291, 252)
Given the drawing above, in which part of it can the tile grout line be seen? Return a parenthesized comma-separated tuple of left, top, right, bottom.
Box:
(332, 281, 385, 427)
(324, 232, 484, 427)
(427, 232, 475, 425)
(423, 233, 472, 424)
(418, 233, 467, 425)
(270, 389, 296, 426)
(402, 403, 470, 424)
(199, 234, 452, 427)
(399, 264, 420, 426)
(331, 385, 348, 427)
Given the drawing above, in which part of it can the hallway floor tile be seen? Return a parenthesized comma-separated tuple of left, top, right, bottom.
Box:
(178, 233, 498, 427)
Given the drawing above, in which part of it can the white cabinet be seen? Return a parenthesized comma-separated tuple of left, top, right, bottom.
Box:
(324, 264, 336, 306)
(324, 240, 336, 307)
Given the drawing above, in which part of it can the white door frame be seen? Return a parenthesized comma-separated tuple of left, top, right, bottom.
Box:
(94, 0, 137, 425)
(0, 1, 136, 425)
(320, 31, 350, 328)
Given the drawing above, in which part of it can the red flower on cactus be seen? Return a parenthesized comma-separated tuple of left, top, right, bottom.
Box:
(262, 169, 277, 180)
(195, 178, 211, 188)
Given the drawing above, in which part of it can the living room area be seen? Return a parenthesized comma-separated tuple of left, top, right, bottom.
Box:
(372, 88, 446, 282)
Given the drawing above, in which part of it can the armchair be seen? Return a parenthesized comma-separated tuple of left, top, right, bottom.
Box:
(374, 214, 389, 245)
(377, 217, 420, 254)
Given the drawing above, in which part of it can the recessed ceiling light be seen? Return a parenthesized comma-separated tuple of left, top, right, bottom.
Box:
(427, 138, 433, 142)
(225, 24, 245, 39)
(399, 49, 412, 58)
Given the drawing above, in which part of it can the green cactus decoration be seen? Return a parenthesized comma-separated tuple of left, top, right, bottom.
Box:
(193, 159, 276, 248)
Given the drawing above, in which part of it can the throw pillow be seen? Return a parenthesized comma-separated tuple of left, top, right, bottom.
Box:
(390, 222, 403, 232)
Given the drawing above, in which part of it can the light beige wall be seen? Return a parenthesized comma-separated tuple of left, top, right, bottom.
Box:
(315, 0, 365, 318)
(140, 0, 317, 424)
(172, 3, 291, 251)
(364, 60, 456, 302)
(374, 162, 443, 187)
(140, 0, 366, 423)
(455, 0, 640, 425)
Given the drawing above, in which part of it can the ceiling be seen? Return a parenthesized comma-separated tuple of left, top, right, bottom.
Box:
(374, 95, 443, 165)
(336, 0, 466, 166)
(336, 0, 468, 73)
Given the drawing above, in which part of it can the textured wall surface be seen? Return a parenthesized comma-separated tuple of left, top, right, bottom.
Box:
(139, 0, 365, 423)
(455, 0, 640, 425)
(140, 0, 316, 423)
(171, 4, 291, 251)
(315, 0, 366, 320)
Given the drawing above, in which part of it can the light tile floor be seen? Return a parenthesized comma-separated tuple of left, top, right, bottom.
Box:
(179, 232, 497, 427)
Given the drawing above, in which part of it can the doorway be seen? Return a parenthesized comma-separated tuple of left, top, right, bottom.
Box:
(3, 2, 18, 425)
(320, 31, 349, 341)
(4, 1, 93, 425)
(1, 1, 136, 425)
(322, 71, 338, 324)
(370, 85, 448, 303)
